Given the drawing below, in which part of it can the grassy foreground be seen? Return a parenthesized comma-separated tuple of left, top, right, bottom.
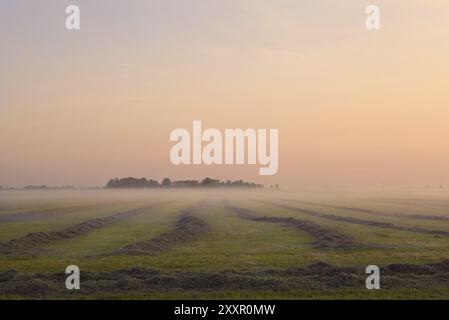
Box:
(1, 189, 449, 299)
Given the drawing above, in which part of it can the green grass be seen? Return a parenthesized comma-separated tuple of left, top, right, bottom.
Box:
(236, 199, 449, 266)
(1, 189, 449, 299)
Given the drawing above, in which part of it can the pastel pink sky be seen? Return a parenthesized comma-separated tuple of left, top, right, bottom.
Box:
(1, 1, 449, 189)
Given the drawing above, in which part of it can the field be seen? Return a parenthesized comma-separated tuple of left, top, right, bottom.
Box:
(1, 189, 449, 299)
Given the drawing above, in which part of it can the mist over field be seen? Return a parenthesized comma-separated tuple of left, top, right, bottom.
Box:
(1, 0, 449, 302)
(1, 188, 449, 299)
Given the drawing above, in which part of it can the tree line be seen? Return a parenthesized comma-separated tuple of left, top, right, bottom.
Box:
(106, 177, 265, 189)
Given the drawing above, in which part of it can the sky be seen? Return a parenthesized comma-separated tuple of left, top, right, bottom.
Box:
(1, 0, 449, 189)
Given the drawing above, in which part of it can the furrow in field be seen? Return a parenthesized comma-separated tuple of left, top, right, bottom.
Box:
(224, 202, 366, 250)
(288, 199, 449, 222)
(113, 205, 208, 256)
(268, 201, 449, 237)
(0, 206, 156, 255)
(2, 260, 449, 298)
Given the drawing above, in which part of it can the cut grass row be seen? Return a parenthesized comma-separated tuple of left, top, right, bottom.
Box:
(1, 196, 449, 277)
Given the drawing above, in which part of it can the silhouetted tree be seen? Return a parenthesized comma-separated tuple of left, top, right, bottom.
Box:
(162, 178, 172, 186)
(106, 177, 265, 189)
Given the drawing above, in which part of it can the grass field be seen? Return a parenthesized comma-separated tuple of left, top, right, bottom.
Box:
(1, 189, 449, 299)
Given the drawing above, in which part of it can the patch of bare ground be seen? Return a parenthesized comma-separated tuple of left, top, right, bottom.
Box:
(113, 208, 208, 256)
(266, 201, 449, 237)
(0, 206, 156, 256)
(224, 202, 366, 250)
(288, 199, 449, 222)
(2, 260, 449, 298)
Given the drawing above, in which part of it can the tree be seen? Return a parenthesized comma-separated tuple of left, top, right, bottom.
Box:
(162, 178, 172, 186)
(105, 177, 266, 189)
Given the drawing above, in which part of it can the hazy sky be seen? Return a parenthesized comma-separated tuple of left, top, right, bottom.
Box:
(1, 0, 449, 189)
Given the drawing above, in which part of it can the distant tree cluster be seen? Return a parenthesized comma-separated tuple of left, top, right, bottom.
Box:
(22, 185, 75, 190)
(106, 177, 264, 189)
(24, 185, 49, 190)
